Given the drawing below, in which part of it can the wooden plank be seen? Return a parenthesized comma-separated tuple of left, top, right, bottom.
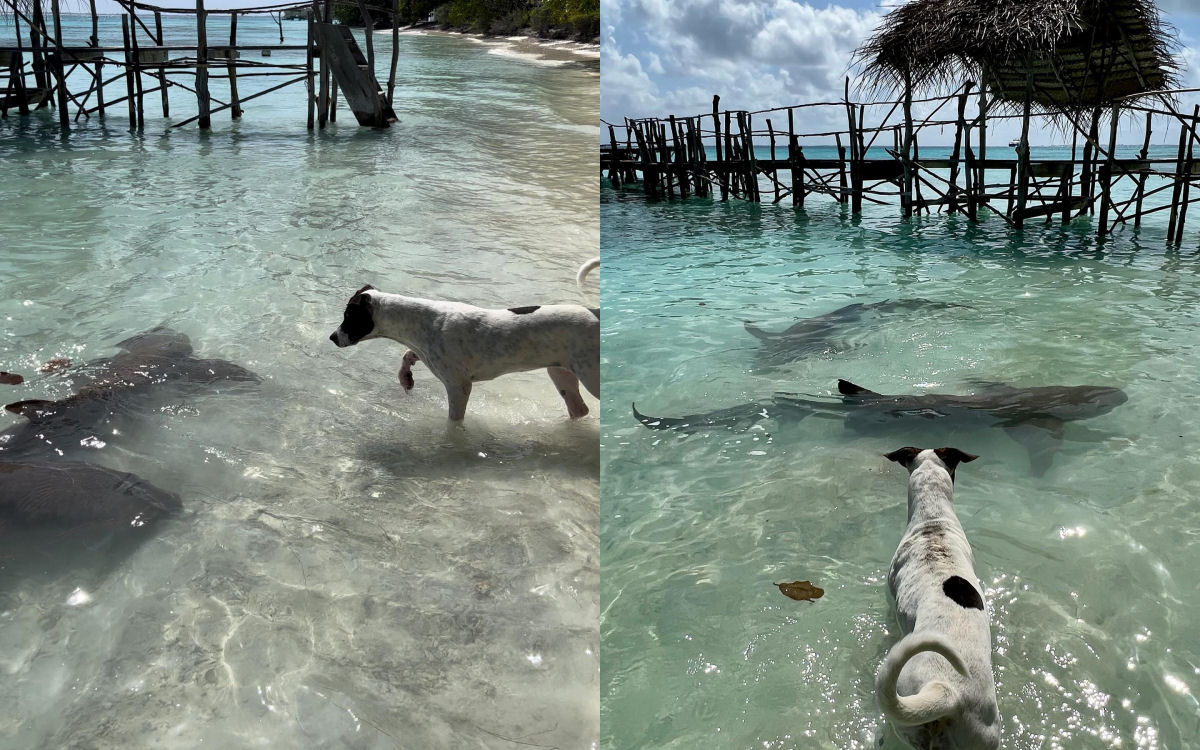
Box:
(314, 22, 388, 126)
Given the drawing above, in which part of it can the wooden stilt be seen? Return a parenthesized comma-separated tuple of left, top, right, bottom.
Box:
(1167, 112, 1189, 240)
(228, 13, 242, 118)
(1098, 105, 1119, 237)
(1134, 111, 1152, 228)
(713, 95, 726, 201)
(129, 7, 144, 129)
(1013, 69, 1033, 228)
(50, 0, 69, 128)
(196, 0, 211, 129)
(901, 72, 914, 217)
(151, 13, 166, 117)
(120, 15, 136, 127)
(1174, 105, 1198, 245)
(976, 82, 987, 208)
(305, 10, 315, 129)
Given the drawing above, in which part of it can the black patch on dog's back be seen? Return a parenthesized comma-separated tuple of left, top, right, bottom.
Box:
(509, 305, 540, 315)
(942, 575, 985, 610)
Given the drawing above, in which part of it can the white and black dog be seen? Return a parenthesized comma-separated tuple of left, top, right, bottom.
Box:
(877, 447, 1000, 750)
(329, 261, 599, 422)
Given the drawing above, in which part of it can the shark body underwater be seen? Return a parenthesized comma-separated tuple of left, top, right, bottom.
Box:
(744, 299, 967, 366)
(0, 326, 258, 532)
(633, 378, 1128, 474)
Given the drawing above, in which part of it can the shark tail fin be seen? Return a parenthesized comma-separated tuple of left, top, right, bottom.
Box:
(743, 321, 774, 341)
(838, 379, 880, 397)
(4, 399, 58, 420)
(875, 632, 968, 727)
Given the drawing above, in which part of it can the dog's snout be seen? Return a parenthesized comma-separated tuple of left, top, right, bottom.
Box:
(329, 332, 340, 345)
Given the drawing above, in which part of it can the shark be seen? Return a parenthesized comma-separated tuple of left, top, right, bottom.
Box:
(744, 299, 968, 366)
(0, 460, 182, 532)
(0, 325, 259, 460)
(633, 378, 1128, 474)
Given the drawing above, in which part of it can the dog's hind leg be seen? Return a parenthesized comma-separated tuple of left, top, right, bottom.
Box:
(548, 366, 589, 418)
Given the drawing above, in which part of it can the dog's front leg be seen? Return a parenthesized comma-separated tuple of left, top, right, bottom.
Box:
(445, 380, 472, 421)
(398, 350, 419, 392)
(548, 366, 589, 418)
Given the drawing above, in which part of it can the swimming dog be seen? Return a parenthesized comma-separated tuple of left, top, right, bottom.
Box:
(329, 262, 600, 421)
(876, 447, 1000, 750)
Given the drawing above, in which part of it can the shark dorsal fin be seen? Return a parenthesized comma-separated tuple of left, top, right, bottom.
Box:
(115, 327, 194, 358)
(838, 379, 880, 397)
(4, 399, 58, 420)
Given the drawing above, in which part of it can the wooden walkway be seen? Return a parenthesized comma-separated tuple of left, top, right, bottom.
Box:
(0, 0, 401, 131)
(602, 85, 1200, 243)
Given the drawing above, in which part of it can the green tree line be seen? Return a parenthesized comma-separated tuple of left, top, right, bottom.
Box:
(337, 0, 598, 40)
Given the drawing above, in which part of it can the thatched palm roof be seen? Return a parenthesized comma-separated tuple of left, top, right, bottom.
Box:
(854, 0, 1180, 109)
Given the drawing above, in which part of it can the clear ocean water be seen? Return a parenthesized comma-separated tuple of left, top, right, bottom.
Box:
(601, 154, 1200, 748)
(1, 15, 599, 748)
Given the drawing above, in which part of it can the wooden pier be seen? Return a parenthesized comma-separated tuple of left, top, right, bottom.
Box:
(602, 0, 1197, 243)
(0, 0, 399, 130)
(601, 86, 1200, 242)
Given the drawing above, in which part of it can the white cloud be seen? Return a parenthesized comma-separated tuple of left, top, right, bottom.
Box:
(601, 0, 881, 125)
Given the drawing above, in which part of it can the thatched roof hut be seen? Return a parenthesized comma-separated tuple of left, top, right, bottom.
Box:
(854, 0, 1180, 110)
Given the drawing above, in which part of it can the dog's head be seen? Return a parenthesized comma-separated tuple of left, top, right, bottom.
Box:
(884, 446, 978, 480)
(329, 285, 377, 348)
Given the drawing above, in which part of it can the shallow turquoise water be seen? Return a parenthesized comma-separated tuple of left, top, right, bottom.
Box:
(601, 186, 1200, 748)
(1, 20, 599, 749)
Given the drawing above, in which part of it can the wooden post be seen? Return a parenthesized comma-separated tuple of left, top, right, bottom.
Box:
(357, 0, 375, 75)
(794, 141, 806, 207)
(835, 133, 848, 205)
(1098, 105, 1119, 237)
(12, 12, 30, 115)
(767, 118, 779, 204)
(713, 95, 727, 201)
(724, 110, 733, 198)
(1134, 111, 1152, 228)
(154, 12, 167, 117)
(948, 82, 973, 215)
(901, 71, 914, 217)
(607, 124, 622, 188)
(196, 0, 211, 129)
(30, 0, 47, 94)
(1174, 105, 1198, 245)
(977, 82, 988, 207)
(745, 112, 759, 201)
(120, 15, 136, 127)
(1166, 111, 1189, 240)
(388, 1, 399, 107)
(50, 0, 69, 128)
(845, 78, 862, 214)
(1013, 69, 1033, 228)
(129, 6, 145, 129)
(670, 115, 688, 198)
(306, 11, 315, 128)
(228, 13, 242, 118)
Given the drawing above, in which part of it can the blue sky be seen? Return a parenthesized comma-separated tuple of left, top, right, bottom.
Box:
(600, 0, 1200, 143)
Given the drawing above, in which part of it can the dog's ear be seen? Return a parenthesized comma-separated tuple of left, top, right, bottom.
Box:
(934, 447, 978, 473)
(883, 447, 921, 467)
(349, 286, 375, 307)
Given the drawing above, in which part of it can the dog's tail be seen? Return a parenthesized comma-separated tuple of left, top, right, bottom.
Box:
(576, 257, 600, 287)
(875, 632, 969, 727)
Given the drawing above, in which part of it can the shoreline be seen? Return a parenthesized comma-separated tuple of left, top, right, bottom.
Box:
(389, 24, 599, 65)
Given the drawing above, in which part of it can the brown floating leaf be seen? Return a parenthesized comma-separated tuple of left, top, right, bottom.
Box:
(776, 580, 824, 602)
(0, 372, 23, 386)
(39, 358, 71, 374)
